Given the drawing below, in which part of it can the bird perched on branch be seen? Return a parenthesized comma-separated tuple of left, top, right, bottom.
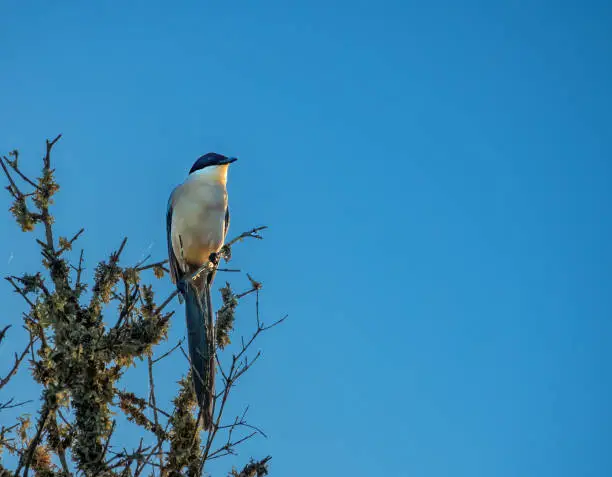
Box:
(166, 152, 237, 429)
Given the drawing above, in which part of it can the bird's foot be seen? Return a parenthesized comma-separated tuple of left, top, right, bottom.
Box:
(208, 252, 220, 266)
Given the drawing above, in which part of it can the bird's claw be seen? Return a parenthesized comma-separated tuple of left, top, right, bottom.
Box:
(208, 252, 220, 266)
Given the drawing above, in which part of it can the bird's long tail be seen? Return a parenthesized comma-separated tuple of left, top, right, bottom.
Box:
(184, 277, 216, 430)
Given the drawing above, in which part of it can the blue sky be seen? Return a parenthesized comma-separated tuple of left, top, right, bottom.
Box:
(1, 1, 611, 475)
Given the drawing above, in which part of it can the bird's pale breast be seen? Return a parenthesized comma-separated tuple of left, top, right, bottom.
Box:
(171, 178, 227, 270)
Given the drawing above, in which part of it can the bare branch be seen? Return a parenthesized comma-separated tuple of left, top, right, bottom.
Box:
(57, 227, 85, 254)
(17, 404, 51, 477)
(155, 289, 179, 314)
(5, 277, 36, 308)
(147, 356, 164, 472)
(0, 398, 33, 411)
(114, 283, 140, 329)
(207, 431, 257, 460)
(136, 259, 168, 272)
(97, 419, 116, 473)
(152, 338, 184, 364)
(40, 134, 63, 251)
(0, 335, 33, 390)
(225, 226, 268, 247)
(0, 325, 10, 345)
(0, 156, 24, 199)
(75, 249, 85, 286)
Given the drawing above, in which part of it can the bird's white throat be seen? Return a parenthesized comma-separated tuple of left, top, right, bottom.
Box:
(191, 164, 229, 185)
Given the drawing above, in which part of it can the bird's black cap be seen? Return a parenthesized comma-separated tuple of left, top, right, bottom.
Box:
(189, 152, 237, 174)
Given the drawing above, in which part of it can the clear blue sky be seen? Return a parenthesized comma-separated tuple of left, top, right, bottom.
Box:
(1, 1, 611, 476)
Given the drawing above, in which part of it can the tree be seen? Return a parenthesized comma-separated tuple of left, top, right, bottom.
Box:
(0, 135, 284, 476)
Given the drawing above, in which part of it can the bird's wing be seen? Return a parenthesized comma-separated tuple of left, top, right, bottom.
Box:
(166, 192, 183, 286)
(223, 205, 230, 242)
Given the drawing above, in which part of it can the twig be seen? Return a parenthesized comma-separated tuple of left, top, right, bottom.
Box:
(225, 226, 268, 247)
(18, 404, 51, 477)
(45, 412, 71, 476)
(216, 421, 267, 439)
(136, 259, 168, 272)
(235, 456, 272, 477)
(57, 447, 70, 476)
(216, 406, 268, 439)
(75, 249, 84, 286)
(113, 237, 128, 262)
(187, 226, 268, 286)
(0, 398, 33, 411)
(155, 290, 178, 314)
(132, 438, 152, 477)
(114, 284, 140, 329)
(57, 227, 85, 254)
(95, 419, 116, 475)
(57, 409, 73, 431)
(260, 315, 288, 332)
(200, 296, 286, 471)
(236, 287, 258, 300)
(41, 134, 62, 252)
(2, 150, 38, 189)
(133, 254, 152, 269)
(5, 277, 36, 308)
(207, 432, 257, 460)
(0, 156, 23, 199)
(152, 339, 184, 364)
(44, 134, 62, 168)
(0, 337, 34, 390)
(0, 325, 10, 345)
(147, 356, 164, 472)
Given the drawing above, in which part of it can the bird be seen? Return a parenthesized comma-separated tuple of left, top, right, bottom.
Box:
(166, 152, 237, 429)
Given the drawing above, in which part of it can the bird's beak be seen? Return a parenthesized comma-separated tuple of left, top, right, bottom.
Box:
(220, 157, 238, 165)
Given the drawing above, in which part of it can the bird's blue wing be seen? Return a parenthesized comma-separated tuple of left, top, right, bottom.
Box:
(166, 194, 182, 288)
(224, 205, 230, 240)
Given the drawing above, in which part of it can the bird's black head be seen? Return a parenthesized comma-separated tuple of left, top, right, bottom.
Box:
(189, 152, 238, 174)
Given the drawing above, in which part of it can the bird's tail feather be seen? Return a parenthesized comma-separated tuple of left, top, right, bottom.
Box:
(184, 279, 215, 430)
(201, 279, 216, 428)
